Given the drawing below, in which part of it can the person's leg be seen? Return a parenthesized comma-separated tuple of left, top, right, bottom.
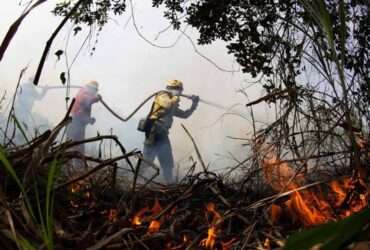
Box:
(66, 119, 86, 169)
(142, 142, 157, 178)
(71, 122, 85, 154)
(157, 136, 174, 184)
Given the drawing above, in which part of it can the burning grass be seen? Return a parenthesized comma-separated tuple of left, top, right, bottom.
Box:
(0, 105, 369, 249)
(261, 143, 369, 227)
(1, 152, 368, 250)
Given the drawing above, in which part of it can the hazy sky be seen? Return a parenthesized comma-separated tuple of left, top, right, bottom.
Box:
(0, 1, 271, 170)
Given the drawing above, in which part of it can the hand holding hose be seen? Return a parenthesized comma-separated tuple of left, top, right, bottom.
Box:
(190, 95, 200, 110)
(191, 95, 200, 103)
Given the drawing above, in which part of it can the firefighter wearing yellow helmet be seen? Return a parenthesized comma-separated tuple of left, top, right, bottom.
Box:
(143, 80, 199, 184)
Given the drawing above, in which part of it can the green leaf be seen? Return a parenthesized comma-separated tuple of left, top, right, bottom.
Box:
(18, 237, 37, 250)
(11, 114, 30, 143)
(45, 160, 59, 250)
(0, 146, 24, 191)
(284, 208, 370, 250)
(0, 147, 36, 223)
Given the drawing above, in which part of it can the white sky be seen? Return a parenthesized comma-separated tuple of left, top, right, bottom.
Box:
(0, 1, 272, 170)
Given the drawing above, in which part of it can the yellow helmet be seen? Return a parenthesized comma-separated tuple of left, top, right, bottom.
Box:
(167, 79, 183, 90)
(86, 80, 99, 91)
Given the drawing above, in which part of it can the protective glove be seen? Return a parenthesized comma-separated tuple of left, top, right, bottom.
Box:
(190, 95, 200, 111)
(90, 117, 96, 125)
(191, 95, 200, 103)
(97, 94, 102, 101)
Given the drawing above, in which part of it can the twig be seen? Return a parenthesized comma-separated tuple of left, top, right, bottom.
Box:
(4, 67, 27, 145)
(181, 124, 208, 174)
(86, 228, 133, 250)
(55, 151, 138, 191)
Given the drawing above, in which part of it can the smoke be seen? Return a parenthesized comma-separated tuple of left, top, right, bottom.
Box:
(0, 1, 267, 173)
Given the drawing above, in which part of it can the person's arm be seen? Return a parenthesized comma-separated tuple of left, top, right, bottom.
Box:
(173, 95, 199, 119)
(80, 93, 101, 108)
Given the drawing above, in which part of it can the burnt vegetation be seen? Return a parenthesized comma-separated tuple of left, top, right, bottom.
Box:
(0, 0, 369, 249)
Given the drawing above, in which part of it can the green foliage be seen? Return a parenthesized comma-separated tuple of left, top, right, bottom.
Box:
(12, 114, 30, 143)
(0, 146, 35, 221)
(0, 147, 60, 250)
(284, 208, 370, 250)
(52, 0, 369, 106)
(53, 0, 126, 27)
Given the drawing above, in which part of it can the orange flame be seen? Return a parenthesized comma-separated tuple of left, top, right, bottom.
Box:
(200, 226, 217, 249)
(132, 206, 149, 226)
(147, 199, 163, 233)
(131, 199, 164, 233)
(69, 179, 94, 208)
(260, 142, 369, 227)
(270, 204, 282, 224)
(148, 220, 161, 233)
(70, 183, 80, 193)
(200, 202, 223, 249)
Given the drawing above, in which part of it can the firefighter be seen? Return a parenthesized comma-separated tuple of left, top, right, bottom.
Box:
(14, 76, 50, 142)
(143, 80, 199, 184)
(67, 80, 101, 154)
(15, 76, 48, 114)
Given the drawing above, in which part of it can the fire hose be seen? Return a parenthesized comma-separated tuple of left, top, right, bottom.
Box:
(36, 85, 82, 90)
(37, 85, 241, 121)
(100, 92, 241, 122)
(99, 91, 162, 122)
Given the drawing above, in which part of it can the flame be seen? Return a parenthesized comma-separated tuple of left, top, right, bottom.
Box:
(285, 189, 332, 226)
(270, 204, 282, 224)
(206, 202, 222, 226)
(70, 179, 89, 194)
(69, 179, 94, 208)
(132, 206, 149, 226)
(70, 182, 80, 193)
(200, 226, 217, 249)
(200, 202, 223, 249)
(330, 180, 347, 207)
(151, 199, 162, 214)
(260, 142, 369, 227)
(147, 199, 163, 233)
(131, 199, 164, 233)
(148, 220, 161, 233)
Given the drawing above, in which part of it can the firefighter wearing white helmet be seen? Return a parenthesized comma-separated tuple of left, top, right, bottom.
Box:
(67, 80, 101, 155)
(143, 80, 199, 184)
(14, 76, 50, 143)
